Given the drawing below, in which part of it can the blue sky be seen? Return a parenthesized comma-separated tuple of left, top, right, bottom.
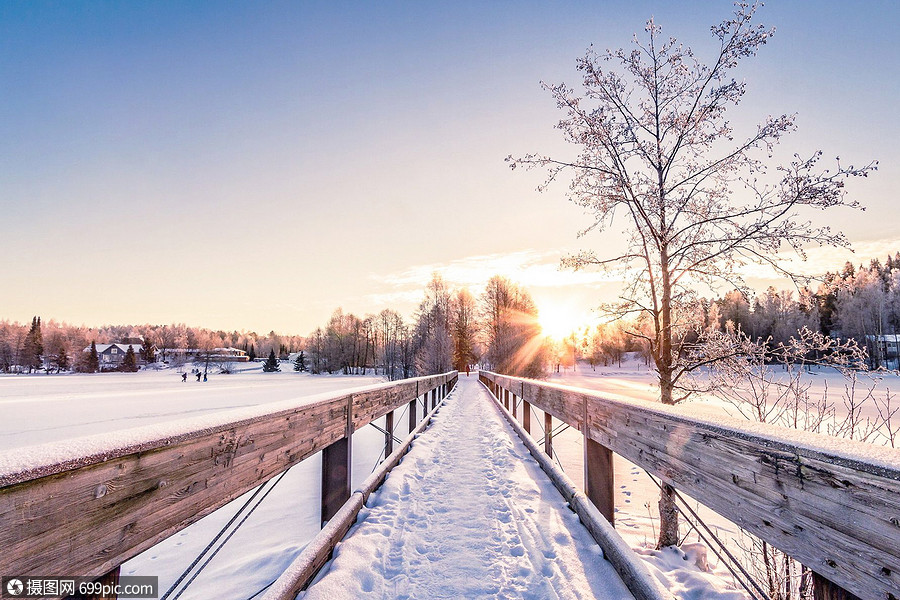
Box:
(1, 1, 898, 334)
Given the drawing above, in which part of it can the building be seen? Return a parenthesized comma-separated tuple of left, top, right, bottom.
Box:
(209, 347, 250, 362)
(164, 347, 250, 363)
(864, 334, 900, 370)
(83, 343, 149, 370)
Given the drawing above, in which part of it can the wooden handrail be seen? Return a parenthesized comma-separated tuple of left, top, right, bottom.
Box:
(0, 372, 457, 581)
(480, 370, 900, 600)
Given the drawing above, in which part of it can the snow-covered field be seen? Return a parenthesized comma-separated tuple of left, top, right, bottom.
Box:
(0, 363, 382, 450)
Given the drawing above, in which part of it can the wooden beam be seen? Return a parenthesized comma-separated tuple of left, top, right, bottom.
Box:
(544, 412, 552, 457)
(522, 400, 531, 434)
(67, 566, 121, 600)
(320, 439, 350, 527)
(813, 572, 863, 600)
(321, 395, 353, 526)
(408, 398, 417, 434)
(585, 438, 615, 525)
(384, 410, 394, 456)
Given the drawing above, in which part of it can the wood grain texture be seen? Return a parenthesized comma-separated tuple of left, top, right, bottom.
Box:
(481, 371, 900, 600)
(0, 373, 455, 579)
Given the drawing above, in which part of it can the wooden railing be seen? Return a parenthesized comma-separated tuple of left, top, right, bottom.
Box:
(479, 371, 900, 600)
(0, 372, 458, 590)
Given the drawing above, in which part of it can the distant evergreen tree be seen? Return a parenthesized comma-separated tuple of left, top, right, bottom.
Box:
(140, 338, 156, 363)
(248, 344, 257, 361)
(22, 316, 44, 372)
(262, 349, 280, 372)
(121, 345, 138, 372)
(293, 350, 308, 372)
(54, 346, 69, 373)
(87, 341, 100, 373)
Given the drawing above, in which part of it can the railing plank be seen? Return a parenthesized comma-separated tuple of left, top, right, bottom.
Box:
(481, 371, 900, 600)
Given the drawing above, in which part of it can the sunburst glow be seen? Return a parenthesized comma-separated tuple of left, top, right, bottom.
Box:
(537, 303, 586, 341)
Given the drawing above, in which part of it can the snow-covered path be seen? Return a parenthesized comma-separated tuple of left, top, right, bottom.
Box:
(301, 377, 635, 600)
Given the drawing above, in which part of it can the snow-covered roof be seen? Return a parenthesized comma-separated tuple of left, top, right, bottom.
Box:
(83, 343, 139, 353)
(866, 334, 900, 342)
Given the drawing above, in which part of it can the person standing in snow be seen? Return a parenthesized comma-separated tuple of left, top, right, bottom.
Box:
(182, 372, 187, 382)
(196, 371, 201, 382)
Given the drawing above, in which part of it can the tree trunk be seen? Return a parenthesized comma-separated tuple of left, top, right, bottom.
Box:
(657, 480, 679, 548)
(656, 242, 680, 548)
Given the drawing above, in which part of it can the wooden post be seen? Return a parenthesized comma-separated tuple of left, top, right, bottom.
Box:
(321, 396, 352, 526)
(511, 394, 517, 418)
(584, 397, 615, 524)
(504, 388, 510, 410)
(408, 397, 416, 433)
(584, 439, 615, 524)
(68, 566, 121, 600)
(522, 400, 531, 434)
(544, 412, 552, 456)
(384, 410, 394, 456)
(812, 573, 862, 600)
(431, 388, 437, 410)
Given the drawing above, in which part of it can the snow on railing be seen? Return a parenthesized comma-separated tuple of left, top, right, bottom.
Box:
(0, 371, 458, 596)
(479, 370, 900, 600)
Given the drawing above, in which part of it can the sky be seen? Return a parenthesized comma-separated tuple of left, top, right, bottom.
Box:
(1, 1, 898, 336)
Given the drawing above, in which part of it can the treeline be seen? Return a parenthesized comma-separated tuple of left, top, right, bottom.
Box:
(0, 319, 304, 374)
(574, 252, 900, 370)
(0, 273, 549, 378)
(305, 274, 547, 380)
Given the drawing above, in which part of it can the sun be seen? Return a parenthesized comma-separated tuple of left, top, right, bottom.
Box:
(537, 304, 583, 341)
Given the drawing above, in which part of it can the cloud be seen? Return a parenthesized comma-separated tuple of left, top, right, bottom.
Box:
(364, 237, 900, 320)
(371, 249, 618, 292)
(737, 237, 900, 281)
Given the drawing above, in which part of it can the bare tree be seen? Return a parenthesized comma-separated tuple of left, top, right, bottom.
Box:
(480, 275, 546, 378)
(509, 2, 875, 547)
(414, 274, 453, 376)
(451, 288, 480, 372)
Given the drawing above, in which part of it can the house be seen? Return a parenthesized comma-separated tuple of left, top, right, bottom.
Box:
(83, 343, 153, 369)
(864, 334, 900, 369)
(208, 347, 250, 362)
(163, 347, 250, 363)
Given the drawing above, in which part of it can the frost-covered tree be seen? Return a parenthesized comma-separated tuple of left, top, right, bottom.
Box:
(509, 3, 875, 547)
(414, 274, 453, 376)
(378, 309, 409, 380)
(140, 338, 156, 364)
(480, 276, 546, 378)
(451, 288, 480, 371)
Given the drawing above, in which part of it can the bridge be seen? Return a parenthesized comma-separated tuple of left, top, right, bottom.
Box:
(1, 371, 898, 599)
